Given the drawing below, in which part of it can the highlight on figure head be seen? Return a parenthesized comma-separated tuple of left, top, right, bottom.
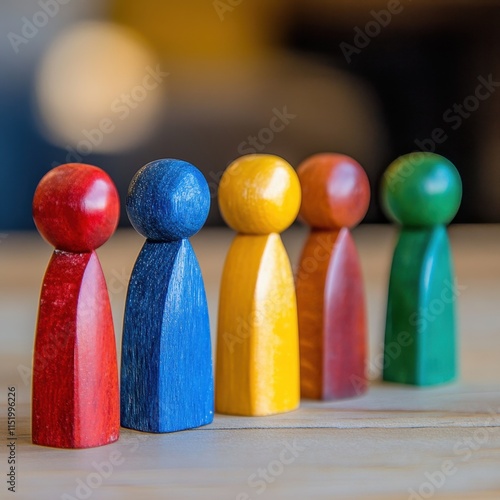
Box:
(297, 153, 370, 230)
(381, 152, 462, 226)
(33, 163, 120, 252)
(126, 158, 210, 241)
(218, 154, 301, 234)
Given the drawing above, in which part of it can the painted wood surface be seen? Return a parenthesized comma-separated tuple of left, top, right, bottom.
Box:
(120, 159, 213, 433)
(4, 405, 500, 500)
(1, 226, 499, 499)
(32, 163, 120, 449)
(216, 154, 301, 416)
(381, 153, 462, 386)
(296, 154, 370, 400)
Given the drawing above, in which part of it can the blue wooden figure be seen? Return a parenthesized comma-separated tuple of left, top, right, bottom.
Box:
(120, 159, 213, 432)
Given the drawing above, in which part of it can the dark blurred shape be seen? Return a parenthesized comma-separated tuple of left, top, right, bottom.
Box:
(284, 0, 500, 222)
(0, 1, 111, 231)
(2, 0, 500, 229)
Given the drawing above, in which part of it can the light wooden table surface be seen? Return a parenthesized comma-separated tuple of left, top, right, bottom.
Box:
(1, 225, 499, 500)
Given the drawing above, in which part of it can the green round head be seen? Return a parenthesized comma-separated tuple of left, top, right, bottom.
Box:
(381, 152, 462, 226)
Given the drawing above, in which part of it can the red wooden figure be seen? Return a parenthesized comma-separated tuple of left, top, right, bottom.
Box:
(296, 153, 370, 400)
(32, 163, 120, 448)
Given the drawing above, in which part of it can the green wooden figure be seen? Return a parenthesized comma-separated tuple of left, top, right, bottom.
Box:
(381, 152, 462, 386)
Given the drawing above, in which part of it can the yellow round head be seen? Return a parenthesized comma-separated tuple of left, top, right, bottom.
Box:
(218, 155, 301, 234)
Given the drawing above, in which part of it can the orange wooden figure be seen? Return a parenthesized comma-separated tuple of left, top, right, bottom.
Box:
(32, 163, 120, 448)
(296, 153, 370, 400)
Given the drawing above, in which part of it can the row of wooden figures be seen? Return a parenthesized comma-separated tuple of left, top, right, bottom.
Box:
(31, 152, 462, 449)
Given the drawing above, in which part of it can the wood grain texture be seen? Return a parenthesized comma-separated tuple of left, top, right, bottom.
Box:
(218, 154, 302, 235)
(4, 399, 500, 500)
(216, 154, 301, 416)
(32, 251, 120, 448)
(298, 229, 368, 399)
(121, 159, 213, 432)
(384, 226, 457, 385)
(296, 154, 369, 400)
(216, 234, 300, 416)
(32, 163, 120, 253)
(381, 153, 462, 386)
(121, 240, 213, 432)
(1, 226, 500, 499)
(126, 159, 211, 242)
(32, 163, 120, 449)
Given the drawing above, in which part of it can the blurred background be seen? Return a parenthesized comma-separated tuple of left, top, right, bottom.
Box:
(1, 0, 500, 230)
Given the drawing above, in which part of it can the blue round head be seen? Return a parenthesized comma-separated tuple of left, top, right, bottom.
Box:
(126, 159, 210, 241)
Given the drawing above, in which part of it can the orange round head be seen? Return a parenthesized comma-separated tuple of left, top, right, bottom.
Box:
(297, 153, 370, 229)
(33, 163, 120, 252)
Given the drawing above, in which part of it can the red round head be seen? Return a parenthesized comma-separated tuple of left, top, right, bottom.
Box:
(33, 163, 120, 252)
(297, 153, 370, 229)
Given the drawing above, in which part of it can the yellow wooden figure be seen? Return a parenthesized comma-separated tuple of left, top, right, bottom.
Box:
(216, 154, 301, 416)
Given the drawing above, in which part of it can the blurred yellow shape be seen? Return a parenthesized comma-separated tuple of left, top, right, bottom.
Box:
(36, 21, 164, 153)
